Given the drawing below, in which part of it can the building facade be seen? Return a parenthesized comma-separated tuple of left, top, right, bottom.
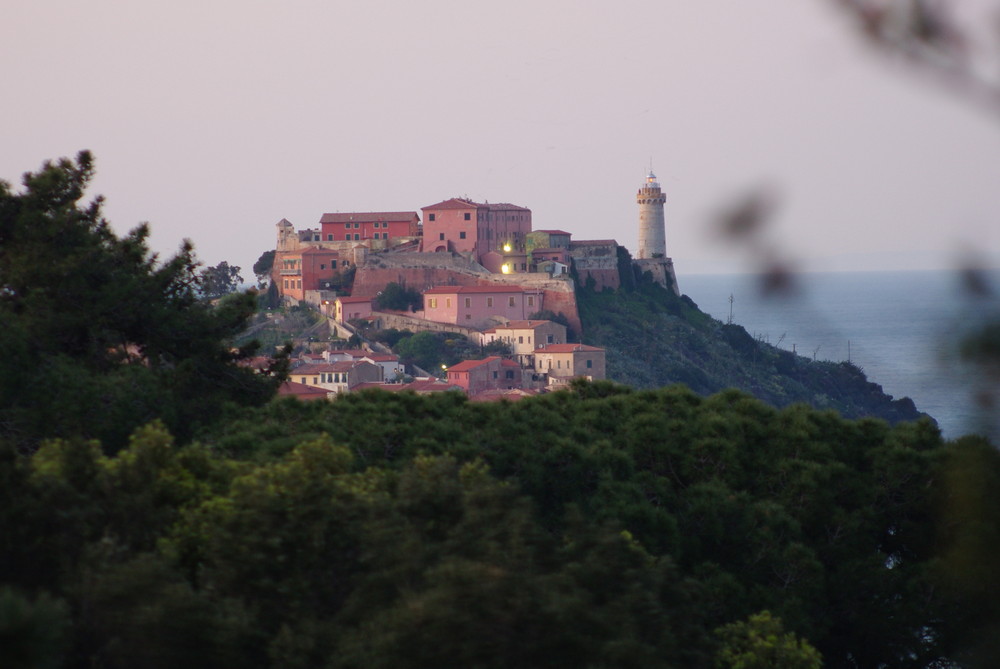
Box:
(422, 285, 544, 329)
(319, 212, 420, 243)
(420, 198, 531, 265)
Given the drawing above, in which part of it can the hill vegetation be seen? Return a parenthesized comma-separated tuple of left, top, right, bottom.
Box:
(577, 258, 927, 425)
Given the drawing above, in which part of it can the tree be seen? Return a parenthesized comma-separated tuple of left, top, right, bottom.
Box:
(373, 281, 422, 312)
(198, 261, 244, 300)
(714, 611, 822, 669)
(0, 152, 286, 452)
(252, 249, 275, 288)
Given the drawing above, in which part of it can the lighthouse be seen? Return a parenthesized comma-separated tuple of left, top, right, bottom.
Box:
(636, 171, 666, 259)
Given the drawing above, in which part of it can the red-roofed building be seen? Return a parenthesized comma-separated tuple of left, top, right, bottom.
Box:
(290, 360, 383, 393)
(320, 212, 420, 243)
(533, 343, 606, 381)
(481, 320, 567, 366)
(420, 198, 531, 266)
(423, 285, 543, 329)
(446, 356, 523, 396)
(277, 380, 331, 402)
(334, 296, 373, 323)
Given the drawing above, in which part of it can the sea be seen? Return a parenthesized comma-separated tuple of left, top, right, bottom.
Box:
(680, 270, 1000, 442)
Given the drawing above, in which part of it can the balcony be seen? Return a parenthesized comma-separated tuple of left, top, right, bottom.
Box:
(279, 269, 301, 276)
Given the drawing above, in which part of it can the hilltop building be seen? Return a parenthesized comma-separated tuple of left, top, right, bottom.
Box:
(632, 170, 679, 295)
(420, 198, 531, 267)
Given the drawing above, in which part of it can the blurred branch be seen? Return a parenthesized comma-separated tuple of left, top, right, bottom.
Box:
(830, 0, 1000, 116)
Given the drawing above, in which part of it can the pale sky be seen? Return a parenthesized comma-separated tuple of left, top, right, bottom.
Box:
(4, 0, 999, 278)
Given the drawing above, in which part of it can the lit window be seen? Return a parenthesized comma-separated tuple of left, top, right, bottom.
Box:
(429, 298, 437, 308)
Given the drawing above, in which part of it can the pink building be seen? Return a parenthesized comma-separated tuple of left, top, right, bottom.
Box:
(446, 357, 522, 396)
(320, 212, 420, 243)
(334, 296, 373, 323)
(423, 285, 544, 329)
(420, 198, 531, 264)
(533, 344, 606, 381)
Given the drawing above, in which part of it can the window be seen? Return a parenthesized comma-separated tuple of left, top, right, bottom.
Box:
(429, 213, 436, 221)
(354, 233, 360, 240)
(332, 260, 337, 268)
(320, 264, 325, 270)
(518, 336, 523, 344)
(429, 298, 438, 308)
(383, 232, 389, 239)
(487, 297, 493, 307)
(586, 359, 593, 369)
(353, 222, 360, 228)
(492, 371, 498, 379)
(464, 213, 471, 221)
(459, 231, 466, 239)
(313, 234, 319, 241)
(527, 296, 534, 307)
(297, 280, 302, 289)
(465, 314, 471, 320)
(373, 222, 380, 228)
(557, 360, 562, 369)
(547, 335, 554, 343)
(508, 297, 516, 307)
(439, 233, 445, 240)
(527, 336, 532, 343)
(505, 370, 514, 379)
(327, 234, 333, 241)
(464, 298, 471, 308)
(445, 298, 451, 308)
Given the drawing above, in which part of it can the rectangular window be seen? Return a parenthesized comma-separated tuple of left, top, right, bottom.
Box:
(527, 296, 534, 307)
(297, 280, 302, 289)
(353, 222, 360, 228)
(354, 233, 360, 240)
(429, 213, 436, 221)
(557, 360, 562, 369)
(464, 213, 471, 221)
(506, 371, 514, 379)
(344, 223, 350, 229)
(465, 314, 471, 320)
(459, 231, 466, 239)
(492, 371, 498, 379)
(327, 234, 333, 241)
(383, 232, 389, 239)
(439, 233, 445, 240)
(508, 297, 516, 307)
(445, 298, 451, 308)
(320, 264, 325, 270)
(373, 222, 380, 228)
(547, 335, 554, 343)
(464, 297, 471, 308)
(487, 297, 493, 307)
(518, 336, 523, 344)
(332, 260, 337, 268)
(586, 360, 593, 369)
(429, 298, 437, 308)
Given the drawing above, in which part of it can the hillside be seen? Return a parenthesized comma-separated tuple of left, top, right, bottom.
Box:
(577, 266, 928, 425)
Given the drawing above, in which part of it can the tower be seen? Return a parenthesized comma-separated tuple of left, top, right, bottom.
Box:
(636, 170, 666, 259)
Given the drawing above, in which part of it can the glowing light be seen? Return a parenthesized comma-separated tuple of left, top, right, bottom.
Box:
(501, 263, 511, 274)
(502, 243, 512, 253)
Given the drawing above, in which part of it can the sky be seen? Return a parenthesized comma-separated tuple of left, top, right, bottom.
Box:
(4, 0, 1000, 278)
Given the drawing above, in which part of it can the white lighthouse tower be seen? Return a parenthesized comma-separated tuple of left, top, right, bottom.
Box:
(636, 170, 667, 259)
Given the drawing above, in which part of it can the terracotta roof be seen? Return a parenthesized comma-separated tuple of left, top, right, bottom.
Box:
(500, 359, 521, 368)
(533, 229, 571, 235)
(421, 198, 477, 211)
(421, 198, 529, 212)
(277, 381, 329, 401)
(320, 212, 418, 224)
(447, 356, 502, 373)
(362, 353, 399, 362)
(336, 296, 372, 304)
(424, 285, 525, 295)
(534, 344, 604, 354)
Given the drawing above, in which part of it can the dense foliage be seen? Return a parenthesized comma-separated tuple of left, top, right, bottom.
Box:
(3, 386, 999, 667)
(373, 281, 422, 312)
(577, 260, 928, 425)
(0, 153, 285, 452)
